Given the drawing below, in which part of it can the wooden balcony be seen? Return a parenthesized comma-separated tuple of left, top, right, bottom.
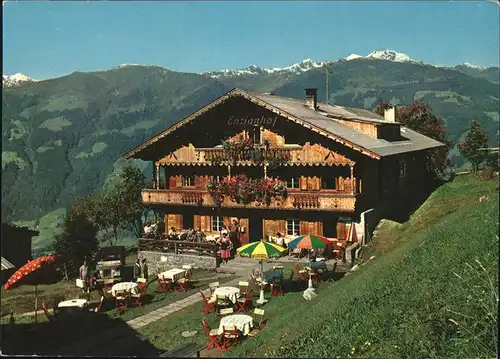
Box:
(156, 143, 354, 167)
(141, 188, 357, 212)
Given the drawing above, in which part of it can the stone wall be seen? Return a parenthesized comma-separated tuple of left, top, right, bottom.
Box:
(138, 251, 219, 272)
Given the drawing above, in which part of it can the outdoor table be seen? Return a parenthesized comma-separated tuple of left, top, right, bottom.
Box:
(212, 286, 241, 304)
(58, 299, 88, 308)
(308, 261, 328, 271)
(111, 282, 138, 297)
(217, 314, 254, 336)
(160, 268, 186, 281)
(263, 270, 283, 283)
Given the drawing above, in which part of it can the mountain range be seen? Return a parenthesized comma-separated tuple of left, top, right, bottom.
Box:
(2, 50, 499, 250)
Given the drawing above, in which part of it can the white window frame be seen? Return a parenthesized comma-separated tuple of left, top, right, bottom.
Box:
(182, 175, 195, 187)
(399, 160, 406, 178)
(212, 216, 224, 232)
(286, 177, 300, 189)
(286, 219, 300, 236)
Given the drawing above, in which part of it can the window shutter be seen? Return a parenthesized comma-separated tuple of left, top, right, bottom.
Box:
(169, 176, 177, 189)
(316, 222, 324, 236)
(194, 175, 202, 188)
(312, 176, 321, 190)
(336, 222, 347, 240)
(194, 215, 201, 231)
(176, 214, 183, 230)
(299, 176, 307, 191)
(278, 220, 286, 236)
(300, 221, 309, 235)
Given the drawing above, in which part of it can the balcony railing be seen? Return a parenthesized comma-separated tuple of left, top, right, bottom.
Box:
(138, 239, 219, 258)
(199, 146, 299, 163)
(141, 188, 357, 212)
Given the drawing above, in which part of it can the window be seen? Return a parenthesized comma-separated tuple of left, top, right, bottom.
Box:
(212, 216, 224, 232)
(399, 160, 406, 178)
(182, 175, 195, 187)
(286, 219, 300, 236)
(286, 177, 300, 189)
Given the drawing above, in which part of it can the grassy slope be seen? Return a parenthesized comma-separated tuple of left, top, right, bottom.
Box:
(229, 174, 498, 358)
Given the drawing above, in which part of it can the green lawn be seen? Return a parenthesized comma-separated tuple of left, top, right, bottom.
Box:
(136, 262, 343, 353)
(229, 174, 498, 358)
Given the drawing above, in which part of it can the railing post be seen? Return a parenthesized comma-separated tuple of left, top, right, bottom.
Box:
(350, 165, 355, 195)
(174, 241, 178, 254)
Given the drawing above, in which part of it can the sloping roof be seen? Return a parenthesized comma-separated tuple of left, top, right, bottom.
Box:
(124, 88, 444, 160)
(1, 256, 15, 271)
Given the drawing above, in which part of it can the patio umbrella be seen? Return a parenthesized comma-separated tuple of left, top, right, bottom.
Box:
(237, 240, 286, 304)
(287, 234, 331, 249)
(287, 235, 332, 288)
(346, 223, 358, 243)
(4, 254, 57, 323)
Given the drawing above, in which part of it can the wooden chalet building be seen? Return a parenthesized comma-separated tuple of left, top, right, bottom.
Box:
(125, 88, 444, 245)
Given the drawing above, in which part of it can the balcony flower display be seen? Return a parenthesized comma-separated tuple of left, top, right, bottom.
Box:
(206, 174, 287, 207)
(221, 135, 257, 162)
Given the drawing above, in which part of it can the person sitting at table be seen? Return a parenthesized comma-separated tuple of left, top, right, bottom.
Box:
(179, 230, 188, 241)
(195, 227, 206, 243)
(156, 218, 165, 238)
(188, 228, 197, 241)
(217, 233, 231, 264)
(275, 232, 285, 247)
(168, 227, 178, 240)
(144, 222, 154, 238)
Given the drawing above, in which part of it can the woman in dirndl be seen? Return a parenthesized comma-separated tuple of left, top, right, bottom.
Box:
(218, 233, 231, 264)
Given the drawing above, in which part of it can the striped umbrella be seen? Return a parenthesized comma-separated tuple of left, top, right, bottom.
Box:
(237, 240, 286, 304)
(287, 234, 332, 249)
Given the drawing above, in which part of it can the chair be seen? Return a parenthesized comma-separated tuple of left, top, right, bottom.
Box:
(221, 325, 240, 351)
(182, 264, 193, 280)
(95, 295, 105, 312)
(131, 281, 148, 307)
(270, 279, 284, 297)
(293, 264, 308, 282)
(219, 308, 234, 317)
(216, 294, 231, 309)
(200, 290, 216, 314)
(157, 276, 172, 293)
(273, 265, 284, 276)
(103, 278, 115, 294)
(41, 302, 56, 323)
(175, 277, 190, 292)
(235, 290, 253, 313)
(208, 282, 219, 295)
(115, 292, 128, 310)
(248, 308, 266, 337)
(201, 319, 222, 350)
(238, 281, 249, 294)
(137, 277, 147, 289)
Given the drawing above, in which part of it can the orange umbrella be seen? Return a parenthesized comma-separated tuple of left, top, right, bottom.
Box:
(4, 254, 56, 323)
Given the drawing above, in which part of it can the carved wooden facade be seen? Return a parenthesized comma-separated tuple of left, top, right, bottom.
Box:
(126, 89, 439, 244)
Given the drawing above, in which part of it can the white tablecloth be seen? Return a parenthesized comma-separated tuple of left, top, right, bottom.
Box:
(205, 235, 219, 242)
(218, 314, 254, 336)
(58, 299, 88, 308)
(111, 282, 139, 296)
(212, 286, 241, 304)
(160, 268, 186, 281)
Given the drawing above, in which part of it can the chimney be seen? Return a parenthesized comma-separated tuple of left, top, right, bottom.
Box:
(384, 107, 396, 122)
(305, 88, 318, 110)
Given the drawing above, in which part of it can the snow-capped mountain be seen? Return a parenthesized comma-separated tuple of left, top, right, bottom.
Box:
(203, 58, 328, 78)
(204, 50, 417, 78)
(345, 50, 414, 63)
(3, 73, 38, 87)
(459, 62, 486, 70)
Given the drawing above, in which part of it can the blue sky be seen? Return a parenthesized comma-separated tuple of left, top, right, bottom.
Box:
(3, 1, 499, 80)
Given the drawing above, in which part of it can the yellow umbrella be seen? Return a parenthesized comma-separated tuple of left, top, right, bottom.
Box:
(237, 240, 286, 305)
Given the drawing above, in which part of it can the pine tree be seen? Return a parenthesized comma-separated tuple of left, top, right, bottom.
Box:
(458, 120, 488, 172)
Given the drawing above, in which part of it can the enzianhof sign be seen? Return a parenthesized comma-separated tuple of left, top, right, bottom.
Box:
(227, 115, 278, 127)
